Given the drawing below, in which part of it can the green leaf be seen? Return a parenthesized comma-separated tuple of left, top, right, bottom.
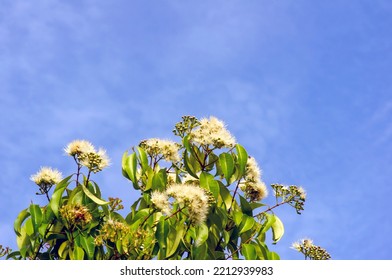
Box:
(184, 152, 199, 178)
(235, 144, 248, 178)
(136, 146, 149, 170)
(219, 182, 233, 210)
(166, 224, 184, 258)
(239, 195, 253, 216)
(25, 218, 34, 236)
(58, 241, 69, 259)
(199, 172, 219, 199)
(79, 236, 95, 259)
(271, 215, 284, 244)
(194, 223, 209, 247)
(156, 218, 169, 250)
(72, 245, 85, 260)
(16, 226, 30, 258)
(260, 213, 276, 233)
(268, 251, 280, 260)
(81, 183, 109, 205)
(152, 169, 167, 191)
(49, 175, 72, 218)
(130, 208, 151, 229)
(239, 215, 255, 234)
(14, 209, 30, 237)
(29, 204, 43, 233)
(241, 243, 257, 260)
(219, 153, 235, 184)
(122, 152, 138, 183)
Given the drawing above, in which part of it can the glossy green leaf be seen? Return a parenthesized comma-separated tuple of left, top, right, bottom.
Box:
(219, 153, 235, 184)
(166, 224, 184, 258)
(152, 169, 167, 191)
(235, 144, 248, 177)
(268, 251, 280, 260)
(199, 172, 219, 199)
(239, 215, 255, 234)
(25, 218, 34, 236)
(219, 182, 233, 209)
(156, 218, 169, 249)
(241, 243, 257, 260)
(271, 215, 284, 244)
(14, 209, 30, 236)
(29, 204, 43, 233)
(79, 236, 95, 259)
(81, 183, 109, 205)
(184, 152, 199, 178)
(58, 241, 69, 259)
(261, 213, 276, 233)
(122, 152, 138, 183)
(136, 146, 149, 170)
(16, 226, 30, 258)
(72, 245, 85, 260)
(239, 195, 253, 216)
(194, 223, 209, 247)
(49, 175, 72, 218)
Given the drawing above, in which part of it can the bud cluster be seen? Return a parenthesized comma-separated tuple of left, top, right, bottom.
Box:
(291, 239, 331, 260)
(271, 184, 306, 214)
(59, 204, 92, 229)
(94, 219, 130, 246)
(173, 115, 201, 137)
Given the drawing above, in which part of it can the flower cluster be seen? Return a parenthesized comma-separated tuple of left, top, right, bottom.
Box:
(151, 183, 210, 225)
(64, 140, 110, 173)
(291, 239, 331, 260)
(190, 116, 236, 148)
(271, 184, 306, 214)
(139, 138, 181, 163)
(173, 115, 201, 137)
(94, 219, 130, 246)
(30, 167, 63, 195)
(240, 156, 268, 202)
(59, 204, 92, 229)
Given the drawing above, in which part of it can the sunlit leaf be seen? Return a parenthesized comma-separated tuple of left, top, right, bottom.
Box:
(199, 172, 219, 200)
(14, 209, 30, 237)
(49, 175, 72, 218)
(271, 215, 284, 244)
(72, 245, 85, 260)
(241, 243, 257, 260)
(219, 153, 234, 184)
(122, 152, 138, 183)
(194, 223, 209, 247)
(239, 215, 255, 234)
(235, 144, 248, 178)
(81, 183, 109, 205)
(29, 204, 42, 233)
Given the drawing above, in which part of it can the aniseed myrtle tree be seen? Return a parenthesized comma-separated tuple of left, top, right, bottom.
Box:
(5, 115, 330, 260)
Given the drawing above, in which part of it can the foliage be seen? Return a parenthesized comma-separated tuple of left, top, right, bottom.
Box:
(4, 115, 329, 260)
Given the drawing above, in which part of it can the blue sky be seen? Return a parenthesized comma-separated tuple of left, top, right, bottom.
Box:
(1, 0, 391, 260)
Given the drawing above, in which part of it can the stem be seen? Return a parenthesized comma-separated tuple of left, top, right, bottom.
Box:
(253, 200, 288, 218)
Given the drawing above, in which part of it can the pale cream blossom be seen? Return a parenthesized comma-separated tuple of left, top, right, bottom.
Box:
(151, 191, 171, 215)
(245, 156, 262, 181)
(80, 148, 110, 173)
(166, 183, 210, 225)
(240, 156, 268, 201)
(190, 116, 236, 148)
(140, 138, 180, 162)
(64, 140, 95, 158)
(30, 166, 63, 186)
(240, 180, 268, 202)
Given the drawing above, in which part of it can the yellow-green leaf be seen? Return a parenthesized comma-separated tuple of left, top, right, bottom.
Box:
(271, 215, 284, 244)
